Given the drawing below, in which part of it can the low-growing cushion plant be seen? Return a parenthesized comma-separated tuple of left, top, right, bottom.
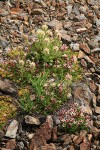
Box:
(0, 25, 82, 114)
(57, 103, 91, 133)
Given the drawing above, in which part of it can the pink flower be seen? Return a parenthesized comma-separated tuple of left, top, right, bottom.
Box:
(61, 44, 67, 51)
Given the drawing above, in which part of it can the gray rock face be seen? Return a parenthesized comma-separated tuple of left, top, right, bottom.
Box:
(5, 120, 18, 138)
(72, 83, 93, 114)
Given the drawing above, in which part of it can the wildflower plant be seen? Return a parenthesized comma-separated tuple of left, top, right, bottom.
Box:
(57, 103, 91, 133)
(0, 25, 82, 114)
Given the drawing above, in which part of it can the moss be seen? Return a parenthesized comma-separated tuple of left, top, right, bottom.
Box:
(0, 96, 16, 129)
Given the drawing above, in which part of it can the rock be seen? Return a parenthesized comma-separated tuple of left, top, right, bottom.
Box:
(89, 81, 97, 93)
(17, 141, 24, 150)
(63, 134, 72, 146)
(95, 107, 100, 114)
(0, 9, 9, 17)
(41, 143, 56, 150)
(97, 115, 100, 121)
(67, 5, 73, 15)
(73, 130, 87, 145)
(95, 19, 100, 27)
(25, 115, 40, 125)
(80, 141, 90, 150)
(5, 120, 18, 138)
(80, 59, 87, 68)
(92, 94, 97, 107)
(59, 29, 71, 43)
(6, 139, 16, 150)
(70, 43, 79, 51)
(30, 116, 53, 149)
(0, 37, 9, 48)
(94, 120, 100, 128)
(32, 9, 44, 15)
(0, 79, 17, 96)
(27, 133, 34, 140)
(52, 126, 58, 141)
(47, 20, 63, 30)
(69, 146, 75, 150)
(91, 48, 100, 53)
(92, 127, 100, 138)
(95, 60, 100, 73)
(72, 83, 93, 114)
(63, 22, 72, 29)
(76, 28, 87, 33)
(83, 55, 94, 66)
(79, 43, 91, 54)
(78, 51, 85, 59)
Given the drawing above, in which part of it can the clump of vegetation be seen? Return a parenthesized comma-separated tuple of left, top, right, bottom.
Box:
(0, 96, 16, 129)
(57, 103, 91, 133)
(0, 25, 82, 114)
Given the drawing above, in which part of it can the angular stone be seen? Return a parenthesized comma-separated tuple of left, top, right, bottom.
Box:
(63, 22, 72, 29)
(32, 9, 44, 15)
(80, 43, 90, 54)
(78, 51, 85, 59)
(5, 120, 18, 138)
(0, 9, 9, 17)
(73, 131, 87, 145)
(67, 5, 73, 15)
(47, 20, 63, 30)
(41, 143, 56, 150)
(92, 94, 97, 107)
(91, 48, 100, 53)
(6, 139, 16, 150)
(25, 115, 40, 125)
(80, 141, 90, 150)
(95, 60, 100, 73)
(70, 43, 79, 51)
(69, 146, 75, 150)
(52, 126, 58, 141)
(76, 28, 87, 33)
(95, 107, 100, 114)
(0, 79, 17, 96)
(59, 30, 71, 43)
(80, 59, 87, 68)
(63, 134, 72, 146)
(30, 116, 53, 149)
(72, 83, 93, 114)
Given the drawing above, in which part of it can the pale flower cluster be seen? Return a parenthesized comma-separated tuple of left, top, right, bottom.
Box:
(29, 62, 36, 69)
(42, 24, 48, 30)
(44, 38, 50, 43)
(46, 30, 53, 36)
(19, 60, 25, 66)
(36, 29, 45, 37)
(53, 46, 59, 52)
(43, 48, 50, 55)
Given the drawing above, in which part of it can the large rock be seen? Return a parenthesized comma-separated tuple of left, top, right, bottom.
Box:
(5, 120, 18, 138)
(72, 83, 93, 114)
(25, 115, 40, 125)
(30, 116, 53, 150)
(0, 79, 17, 96)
